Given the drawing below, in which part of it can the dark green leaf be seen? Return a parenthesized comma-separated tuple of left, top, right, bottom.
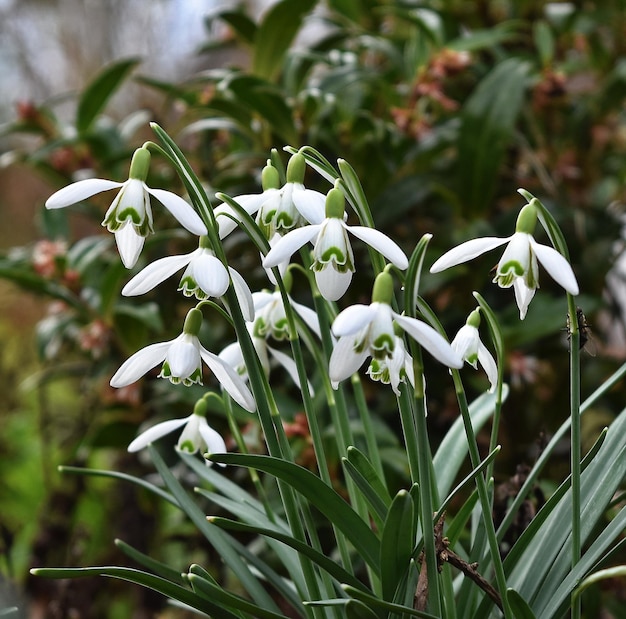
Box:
(76, 58, 140, 133)
(457, 58, 530, 215)
(507, 588, 537, 619)
(210, 453, 381, 572)
(380, 490, 415, 602)
(252, 0, 318, 80)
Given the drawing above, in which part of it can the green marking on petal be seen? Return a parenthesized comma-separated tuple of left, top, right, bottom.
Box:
(179, 440, 196, 453)
(372, 333, 395, 358)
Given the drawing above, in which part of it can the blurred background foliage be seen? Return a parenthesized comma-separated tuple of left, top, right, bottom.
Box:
(1, 0, 626, 616)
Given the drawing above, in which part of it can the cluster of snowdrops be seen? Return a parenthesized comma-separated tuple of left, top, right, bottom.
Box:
(44, 126, 579, 457)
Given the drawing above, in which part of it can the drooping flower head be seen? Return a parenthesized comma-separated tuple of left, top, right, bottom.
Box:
(45, 146, 207, 268)
(110, 308, 255, 411)
(219, 283, 320, 393)
(120, 235, 254, 320)
(128, 398, 227, 458)
(214, 154, 326, 241)
(430, 197, 579, 319)
(451, 307, 497, 391)
(329, 271, 463, 393)
(263, 182, 409, 301)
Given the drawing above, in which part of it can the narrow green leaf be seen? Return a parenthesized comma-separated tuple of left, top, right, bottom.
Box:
(345, 599, 382, 619)
(209, 10, 257, 44)
(506, 588, 536, 619)
(533, 20, 555, 67)
(210, 453, 381, 572)
(76, 58, 140, 133)
(458, 58, 530, 214)
(252, 0, 317, 80)
(432, 389, 508, 499)
(342, 584, 439, 619)
(209, 517, 370, 594)
(30, 566, 235, 617)
(405, 234, 435, 316)
(58, 465, 177, 505)
(188, 573, 287, 619)
(380, 490, 415, 602)
(148, 446, 283, 613)
(114, 539, 186, 585)
(342, 447, 391, 529)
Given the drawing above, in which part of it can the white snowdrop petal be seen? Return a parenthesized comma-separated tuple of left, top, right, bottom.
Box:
(430, 237, 510, 273)
(229, 267, 255, 321)
(215, 193, 266, 238)
(292, 187, 326, 225)
(332, 304, 376, 336)
(198, 419, 227, 455)
(329, 335, 369, 384)
(128, 417, 189, 452)
(114, 223, 145, 268)
(394, 314, 463, 368)
(291, 300, 322, 339)
(167, 335, 201, 378)
(193, 254, 230, 297)
(147, 187, 207, 236)
(477, 341, 498, 392)
(45, 178, 123, 209)
(200, 348, 256, 412)
(513, 278, 536, 320)
(530, 239, 579, 295)
(315, 265, 352, 301)
(122, 253, 194, 296)
(110, 341, 171, 387)
(263, 225, 320, 267)
(348, 226, 409, 269)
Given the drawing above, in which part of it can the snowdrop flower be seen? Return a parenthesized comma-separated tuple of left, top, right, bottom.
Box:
(219, 286, 319, 392)
(110, 308, 255, 411)
(366, 335, 415, 395)
(252, 287, 321, 341)
(128, 398, 226, 458)
(263, 183, 409, 301)
(430, 198, 579, 319)
(213, 154, 326, 241)
(329, 271, 463, 390)
(121, 236, 254, 320)
(45, 147, 207, 268)
(451, 308, 497, 391)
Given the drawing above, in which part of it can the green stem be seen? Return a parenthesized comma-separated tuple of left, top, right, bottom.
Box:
(452, 375, 512, 619)
(567, 296, 581, 619)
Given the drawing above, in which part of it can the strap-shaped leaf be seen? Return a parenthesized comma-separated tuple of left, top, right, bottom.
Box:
(211, 453, 380, 572)
(252, 0, 317, 80)
(76, 58, 139, 133)
(432, 388, 507, 499)
(380, 490, 415, 602)
(188, 573, 289, 619)
(30, 566, 239, 618)
(506, 588, 537, 619)
(210, 516, 370, 594)
(342, 446, 391, 528)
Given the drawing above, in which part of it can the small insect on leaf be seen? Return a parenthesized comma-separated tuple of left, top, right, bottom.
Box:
(567, 307, 597, 356)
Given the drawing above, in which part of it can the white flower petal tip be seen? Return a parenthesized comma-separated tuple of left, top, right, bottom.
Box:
(147, 188, 207, 236)
(529, 239, 579, 295)
(45, 178, 123, 209)
(429, 237, 510, 273)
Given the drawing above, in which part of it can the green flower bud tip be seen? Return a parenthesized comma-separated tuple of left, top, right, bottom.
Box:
(128, 147, 151, 181)
(466, 308, 481, 328)
(183, 308, 203, 335)
(193, 398, 208, 417)
(262, 164, 280, 191)
(372, 271, 393, 304)
(286, 153, 306, 184)
(515, 202, 538, 235)
(325, 185, 345, 219)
